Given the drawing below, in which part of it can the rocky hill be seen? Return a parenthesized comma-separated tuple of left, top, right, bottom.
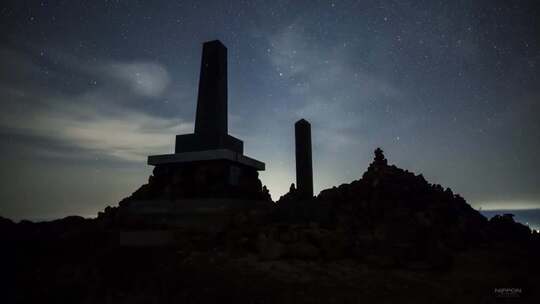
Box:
(2, 148, 539, 303)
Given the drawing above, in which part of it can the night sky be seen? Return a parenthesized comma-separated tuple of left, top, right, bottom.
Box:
(1, 0, 539, 220)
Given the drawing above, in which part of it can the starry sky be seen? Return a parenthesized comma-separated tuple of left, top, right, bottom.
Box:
(1, 0, 539, 220)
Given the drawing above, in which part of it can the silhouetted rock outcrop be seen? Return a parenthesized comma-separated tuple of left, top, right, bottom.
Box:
(4, 148, 540, 303)
(488, 213, 532, 243)
(270, 148, 537, 269)
(94, 148, 537, 265)
(317, 148, 489, 250)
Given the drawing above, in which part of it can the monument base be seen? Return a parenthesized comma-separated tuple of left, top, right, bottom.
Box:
(132, 158, 270, 201)
(148, 149, 264, 170)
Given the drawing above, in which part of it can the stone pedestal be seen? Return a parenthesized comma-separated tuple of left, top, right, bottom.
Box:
(134, 160, 267, 201)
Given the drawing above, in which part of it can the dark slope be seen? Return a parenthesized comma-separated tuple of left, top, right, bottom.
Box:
(2, 148, 539, 303)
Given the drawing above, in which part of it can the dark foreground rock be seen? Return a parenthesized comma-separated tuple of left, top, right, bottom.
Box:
(2, 149, 539, 303)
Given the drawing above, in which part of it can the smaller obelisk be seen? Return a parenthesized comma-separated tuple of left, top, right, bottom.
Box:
(295, 119, 313, 199)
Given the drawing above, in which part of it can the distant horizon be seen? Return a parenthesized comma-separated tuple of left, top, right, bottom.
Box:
(7, 208, 540, 236)
(7, 206, 540, 223)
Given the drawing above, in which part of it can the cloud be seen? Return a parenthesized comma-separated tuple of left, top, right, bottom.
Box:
(1, 105, 191, 162)
(0, 47, 190, 162)
(101, 62, 171, 98)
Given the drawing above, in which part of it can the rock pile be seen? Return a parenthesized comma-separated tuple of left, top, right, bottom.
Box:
(94, 148, 539, 267)
(268, 148, 536, 268)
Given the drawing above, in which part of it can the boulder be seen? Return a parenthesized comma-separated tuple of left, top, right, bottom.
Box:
(306, 228, 346, 259)
(285, 241, 320, 259)
(256, 233, 283, 260)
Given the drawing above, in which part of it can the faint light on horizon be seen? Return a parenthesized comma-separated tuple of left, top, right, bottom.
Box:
(476, 200, 540, 211)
